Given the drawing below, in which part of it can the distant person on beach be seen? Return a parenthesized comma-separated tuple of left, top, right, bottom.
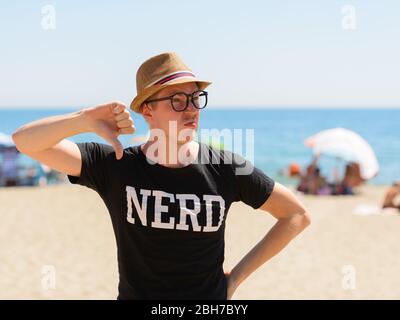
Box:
(288, 162, 301, 177)
(294, 156, 365, 196)
(12, 52, 310, 300)
(331, 162, 364, 195)
(278, 162, 301, 178)
(0, 146, 19, 187)
(296, 154, 330, 195)
(382, 181, 400, 210)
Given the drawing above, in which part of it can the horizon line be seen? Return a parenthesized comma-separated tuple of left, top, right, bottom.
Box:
(0, 105, 400, 110)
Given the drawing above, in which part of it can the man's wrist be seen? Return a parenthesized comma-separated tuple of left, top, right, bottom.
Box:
(228, 269, 241, 290)
(75, 109, 93, 133)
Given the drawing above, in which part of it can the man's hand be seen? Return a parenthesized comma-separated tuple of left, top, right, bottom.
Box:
(83, 101, 135, 160)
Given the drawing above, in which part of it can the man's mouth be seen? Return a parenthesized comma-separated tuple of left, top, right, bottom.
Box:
(183, 120, 198, 128)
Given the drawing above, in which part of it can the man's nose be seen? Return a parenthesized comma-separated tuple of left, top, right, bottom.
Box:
(186, 99, 199, 112)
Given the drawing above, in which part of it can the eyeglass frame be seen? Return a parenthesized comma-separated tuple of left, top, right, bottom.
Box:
(145, 90, 208, 112)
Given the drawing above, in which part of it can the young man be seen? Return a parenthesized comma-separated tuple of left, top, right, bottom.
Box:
(12, 52, 310, 300)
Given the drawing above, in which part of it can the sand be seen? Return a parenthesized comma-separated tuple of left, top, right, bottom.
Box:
(0, 183, 399, 299)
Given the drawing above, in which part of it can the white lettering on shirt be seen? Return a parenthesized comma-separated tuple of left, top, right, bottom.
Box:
(125, 186, 226, 232)
(151, 190, 176, 229)
(126, 186, 151, 226)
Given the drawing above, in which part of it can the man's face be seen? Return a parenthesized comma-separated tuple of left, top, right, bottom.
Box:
(142, 82, 201, 144)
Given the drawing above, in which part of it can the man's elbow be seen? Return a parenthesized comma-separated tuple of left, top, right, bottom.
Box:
(12, 131, 25, 153)
(279, 210, 311, 235)
(287, 210, 311, 233)
(299, 211, 311, 229)
(12, 131, 21, 147)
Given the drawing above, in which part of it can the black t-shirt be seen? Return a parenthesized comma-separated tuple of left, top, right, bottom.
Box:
(67, 142, 275, 300)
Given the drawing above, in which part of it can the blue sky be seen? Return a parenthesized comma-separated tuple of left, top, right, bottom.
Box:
(1, 0, 399, 108)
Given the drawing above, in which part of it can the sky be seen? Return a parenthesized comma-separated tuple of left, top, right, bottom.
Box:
(1, 0, 399, 109)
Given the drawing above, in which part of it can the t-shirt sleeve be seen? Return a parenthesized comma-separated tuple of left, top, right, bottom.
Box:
(67, 142, 114, 194)
(227, 151, 275, 209)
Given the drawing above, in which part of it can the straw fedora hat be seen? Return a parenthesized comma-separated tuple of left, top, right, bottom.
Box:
(130, 52, 212, 113)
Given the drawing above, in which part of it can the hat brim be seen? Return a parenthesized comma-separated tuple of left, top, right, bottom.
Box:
(130, 78, 212, 113)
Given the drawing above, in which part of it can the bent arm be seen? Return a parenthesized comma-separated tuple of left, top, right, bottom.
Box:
(228, 182, 311, 295)
(12, 110, 89, 153)
(12, 110, 90, 177)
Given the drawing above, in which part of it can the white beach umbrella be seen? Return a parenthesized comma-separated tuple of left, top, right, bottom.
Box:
(304, 127, 379, 180)
(0, 132, 15, 147)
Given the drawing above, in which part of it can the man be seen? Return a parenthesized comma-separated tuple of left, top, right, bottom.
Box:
(12, 52, 310, 300)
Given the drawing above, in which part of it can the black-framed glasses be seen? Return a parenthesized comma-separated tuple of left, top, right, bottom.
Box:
(145, 90, 208, 112)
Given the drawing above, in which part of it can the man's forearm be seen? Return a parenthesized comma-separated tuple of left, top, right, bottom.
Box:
(229, 213, 309, 290)
(12, 110, 90, 153)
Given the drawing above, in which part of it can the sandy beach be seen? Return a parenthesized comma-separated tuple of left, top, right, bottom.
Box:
(0, 183, 399, 300)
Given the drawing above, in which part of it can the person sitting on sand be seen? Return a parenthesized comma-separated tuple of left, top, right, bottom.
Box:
(12, 52, 310, 300)
(296, 156, 318, 194)
(296, 154, 331, 195)
(382, 181, 400, 210)
(331, 162, 364, 195)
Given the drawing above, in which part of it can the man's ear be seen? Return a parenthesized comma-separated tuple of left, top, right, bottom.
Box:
(141, 103, 153, 121)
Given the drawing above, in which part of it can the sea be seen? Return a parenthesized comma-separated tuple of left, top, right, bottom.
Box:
(1, 108, 399, 185)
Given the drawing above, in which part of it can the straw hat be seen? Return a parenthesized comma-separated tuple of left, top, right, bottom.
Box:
(130, 52, 212, 113)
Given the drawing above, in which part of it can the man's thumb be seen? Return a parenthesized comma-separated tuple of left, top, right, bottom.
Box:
(95, 122, 124, 160)
(111, 137, 124, 160)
